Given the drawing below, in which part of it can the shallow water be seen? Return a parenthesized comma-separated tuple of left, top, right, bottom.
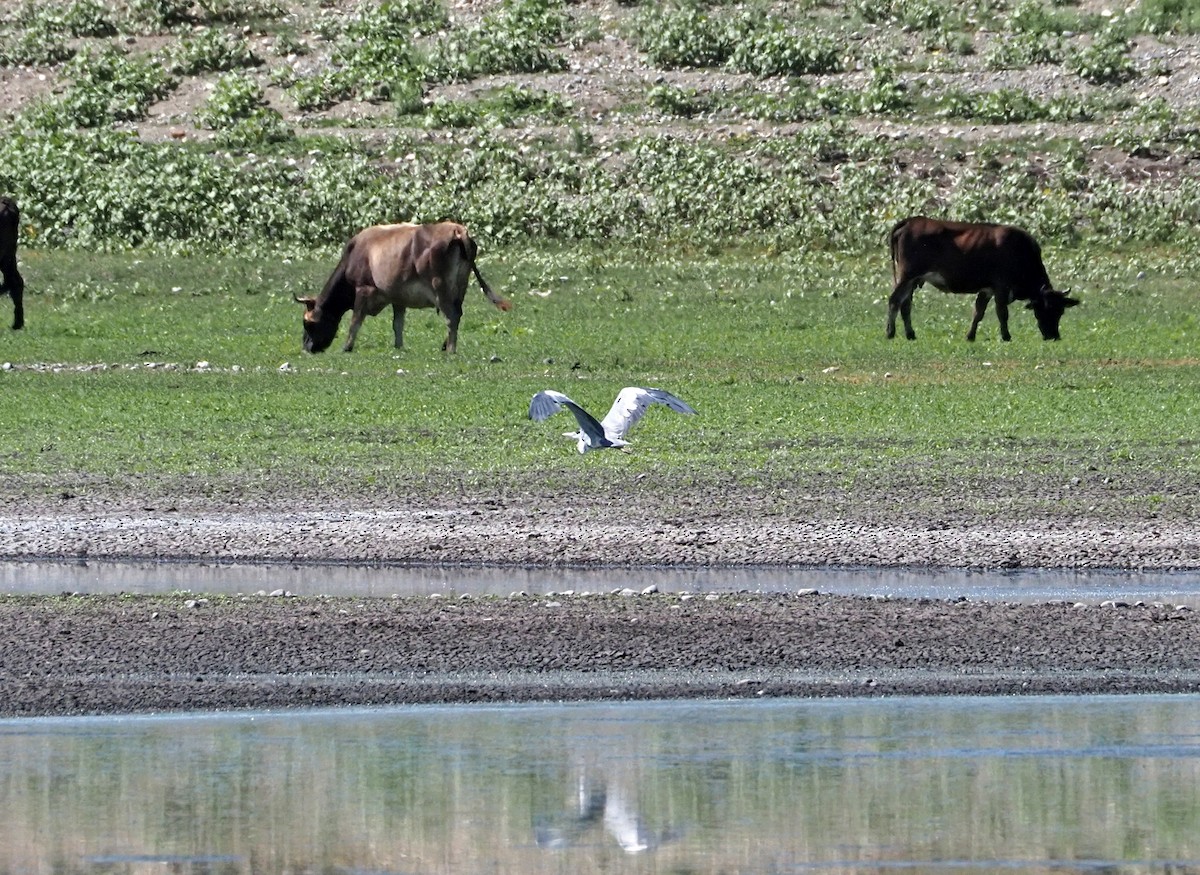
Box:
(1, 695, 1198, 874)
(3, 559, 1200, 605)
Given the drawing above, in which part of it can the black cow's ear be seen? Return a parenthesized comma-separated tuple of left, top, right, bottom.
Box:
(1064, 297, 1081, 308)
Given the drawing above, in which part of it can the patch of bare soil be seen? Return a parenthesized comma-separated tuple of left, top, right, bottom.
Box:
(2, 459, 1197, 716)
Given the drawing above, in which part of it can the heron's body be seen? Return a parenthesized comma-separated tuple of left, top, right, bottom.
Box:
(529, 387, 696, 454)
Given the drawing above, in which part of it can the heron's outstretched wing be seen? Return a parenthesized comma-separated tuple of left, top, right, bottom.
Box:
(603, 789, 652, 854)
(600, 387, 697, 440)
(529, 390, 608, 446)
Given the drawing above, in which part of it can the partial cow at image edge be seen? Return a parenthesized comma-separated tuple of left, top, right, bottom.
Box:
(0, 196, 25, 331)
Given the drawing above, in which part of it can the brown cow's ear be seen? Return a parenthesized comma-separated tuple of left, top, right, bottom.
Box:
(293, 294, 318, 311)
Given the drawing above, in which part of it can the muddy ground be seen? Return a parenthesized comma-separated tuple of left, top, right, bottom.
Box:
(2, 588, 1198, 718)
(1, 472, 1198, 717)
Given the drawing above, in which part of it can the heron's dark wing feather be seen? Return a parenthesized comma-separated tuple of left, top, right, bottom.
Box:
(529, 389, 572, 421)
(648, 388, 697, 416)
(530, 390, 608, 446)
(560, 399, 608, 445)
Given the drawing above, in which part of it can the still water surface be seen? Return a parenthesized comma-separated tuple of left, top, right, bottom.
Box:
(5, 559, 1200, 604)
(1, 695, 1199, 874)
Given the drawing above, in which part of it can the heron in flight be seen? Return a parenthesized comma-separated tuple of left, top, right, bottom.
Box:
(529, 386, 697, 454)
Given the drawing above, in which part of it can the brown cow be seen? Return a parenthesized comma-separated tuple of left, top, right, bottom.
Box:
(886, 216, 1079, 342)
(295, 221, 510, 353)
(0, 196, 24, 330)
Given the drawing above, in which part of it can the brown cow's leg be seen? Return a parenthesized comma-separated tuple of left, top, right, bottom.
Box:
(967, 291, 991, 342)
(342, 288, 374, 352)
(391, 305, 406, 349)
(342, 311, 365, 352)
(441, 298, 463, 353)
(886, 280, 918, 340)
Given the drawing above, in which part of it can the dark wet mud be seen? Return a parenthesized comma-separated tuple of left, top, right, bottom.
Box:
(2, 591, 1197, 717)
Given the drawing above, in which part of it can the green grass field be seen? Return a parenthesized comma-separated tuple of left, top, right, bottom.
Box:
(0, 242, 1196, 508)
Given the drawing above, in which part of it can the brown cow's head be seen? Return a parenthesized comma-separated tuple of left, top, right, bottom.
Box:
(295, 294, 339, 353)
(1026, 287, 1080, 340)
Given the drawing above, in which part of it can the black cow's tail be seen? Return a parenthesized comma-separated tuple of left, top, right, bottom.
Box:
(888, 217, 910, 286)
(455, 230, 511, 312)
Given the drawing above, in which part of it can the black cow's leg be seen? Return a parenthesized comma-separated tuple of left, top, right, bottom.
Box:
(967, 291, 991, 342)
(441, 298, 463, 353)
(0, 257, 22, 330)
(887, 280, 918, 340)
(391, 304, 406, 349)
(899, 296, 915, 340)
(993, 290, 1012, 342)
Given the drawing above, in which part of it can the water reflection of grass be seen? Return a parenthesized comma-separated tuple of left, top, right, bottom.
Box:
(1, 700, 1199, 871)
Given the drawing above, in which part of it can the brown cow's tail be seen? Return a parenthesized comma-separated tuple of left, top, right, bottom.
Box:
(455, 228, 511, 312)
(472, 261, 511, 312)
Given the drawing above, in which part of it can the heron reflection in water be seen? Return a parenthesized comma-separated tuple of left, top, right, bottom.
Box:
(534, 771, 681, 854)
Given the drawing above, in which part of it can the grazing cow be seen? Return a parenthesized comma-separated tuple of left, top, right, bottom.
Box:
(295, 221, 510, 353)
(886, 216, 1079, 342)
(0, 196, 24, 330)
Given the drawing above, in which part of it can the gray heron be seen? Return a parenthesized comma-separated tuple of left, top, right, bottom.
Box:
(528, 386, 697, 454)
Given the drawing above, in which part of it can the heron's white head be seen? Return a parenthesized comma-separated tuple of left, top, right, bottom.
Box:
(562, 430, 591, 454)
(564, 430, 628, 453)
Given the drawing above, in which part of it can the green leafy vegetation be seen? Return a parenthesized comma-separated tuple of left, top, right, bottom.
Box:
(1066, 23, 1137, 85)
(195, 72, 293, 146)
(1137, 0, 1200, 35)
(169, 27, 263, 75)
(934, 88, 1124, 124)
(21, 46, 176, 128)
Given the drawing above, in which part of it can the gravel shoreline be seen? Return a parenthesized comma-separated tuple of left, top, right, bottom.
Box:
(2, 500, 1199, 570)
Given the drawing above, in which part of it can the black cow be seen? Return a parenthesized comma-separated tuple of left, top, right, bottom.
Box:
(0, 196, 24, 330)
(887, 216, 1079, 341)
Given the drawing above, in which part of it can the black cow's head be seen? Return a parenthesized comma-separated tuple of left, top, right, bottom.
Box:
(1027, 287, 1080, 340)
(295, 295, 338, 353)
